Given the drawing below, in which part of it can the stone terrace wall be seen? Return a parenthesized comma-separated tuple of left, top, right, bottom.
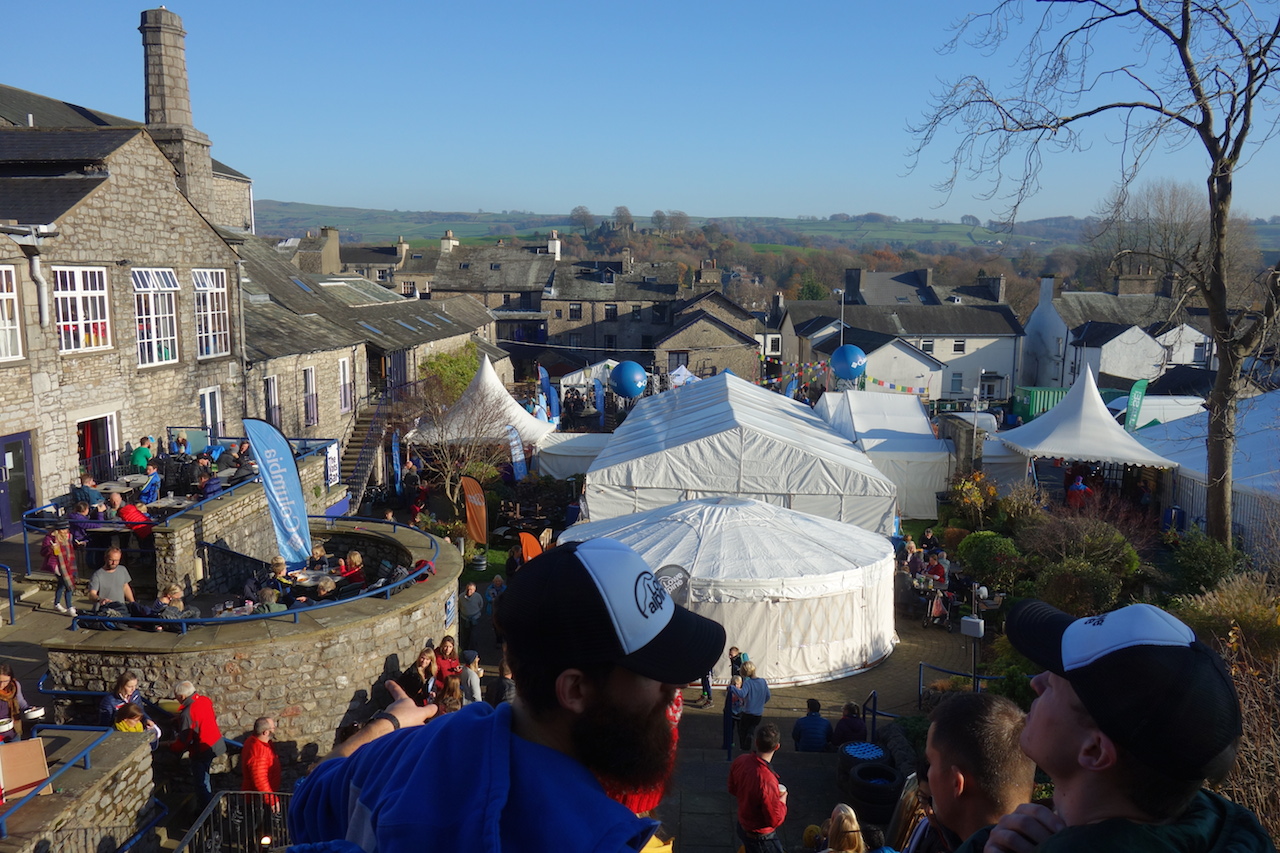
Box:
(6, 731, 158, 853)
(153, 453, 343, 594)
(46, 527, 461, 767)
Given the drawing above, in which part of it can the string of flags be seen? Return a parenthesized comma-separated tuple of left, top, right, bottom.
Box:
(759, 355, 829, 370)
(864, 376, 929, 394)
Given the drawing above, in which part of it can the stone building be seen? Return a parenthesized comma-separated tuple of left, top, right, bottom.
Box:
(657, 290, 763, 378)
(0, 127, 245, 531)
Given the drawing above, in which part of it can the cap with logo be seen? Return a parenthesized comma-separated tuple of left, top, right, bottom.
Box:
(1007, 600, 1241, 780)
(494, 538, 726, 686)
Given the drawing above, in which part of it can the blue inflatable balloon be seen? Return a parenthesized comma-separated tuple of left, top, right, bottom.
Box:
(609, 361, 648, 399)
(831, 345, 867, 381)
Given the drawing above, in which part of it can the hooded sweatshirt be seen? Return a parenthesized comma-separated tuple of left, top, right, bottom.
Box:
(289, 701, 658, 853)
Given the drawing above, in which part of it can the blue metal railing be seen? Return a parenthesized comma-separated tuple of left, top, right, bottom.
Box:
(118, 797, 169, 852)
(345, 394, 391, 512)
(69, 520, 440, 633)
(917, 662, 1005, 708)
(0, 725, 111, 838)
(0, 564, 13, 626)
(859, 689, 899, 742)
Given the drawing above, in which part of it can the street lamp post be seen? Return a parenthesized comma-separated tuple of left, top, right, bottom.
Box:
(832, 288, 845, 347)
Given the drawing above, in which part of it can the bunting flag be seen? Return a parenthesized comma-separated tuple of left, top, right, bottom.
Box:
(863, 375, 930, 395)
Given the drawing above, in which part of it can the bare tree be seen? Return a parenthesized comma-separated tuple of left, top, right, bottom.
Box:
(569, 205, 596, 234)
(402, 372, 513, 508)
(667, 210, 691, 233)
(911, 1, 1280, 546)
(650, 209, 669, 234)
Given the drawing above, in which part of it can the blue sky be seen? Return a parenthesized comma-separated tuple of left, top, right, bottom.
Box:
(8, 1, 1278, 223)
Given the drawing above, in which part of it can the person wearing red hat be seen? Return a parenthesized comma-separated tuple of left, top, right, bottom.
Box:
(971, 601, 1271, 853)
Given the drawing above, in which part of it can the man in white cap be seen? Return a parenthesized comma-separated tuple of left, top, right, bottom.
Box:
(975, 600, 1271, 853)
(290, 538, 727, 852)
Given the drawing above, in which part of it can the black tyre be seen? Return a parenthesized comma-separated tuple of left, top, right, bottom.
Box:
(836, 740, 889, 781)
(848, 761, 905, 805)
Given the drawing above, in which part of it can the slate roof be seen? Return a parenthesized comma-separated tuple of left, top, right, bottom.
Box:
(1069, 321, 1133, 348)
(432, 246, 556, 293)
(0, 127, 143, 223)
(341, 245, 401, 266)
(547, 260, 683, 301)
(0, 175, 106, 223)
(656, 310, 759, 347)
(242, 300, 361, 362)
(848, 269, 938, 305)
(1147, 365, 1219, 396)
(0, 83, 246, 179)
(787, 301, 1025, 338)
(674, 289, 757, 321)
(811, 328, 897, 357)
(1053, 291, 1211, 336)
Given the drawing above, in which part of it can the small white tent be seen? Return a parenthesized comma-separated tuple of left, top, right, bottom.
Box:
(560, 497, 897, 686)
(815, 391, 954, 518)
(559, 359, 618, 389)
(405, 355, 554, 445)
(534, 432, 612, 479)
(999, 369, 1177, 468)
(583, 374, 898, 535)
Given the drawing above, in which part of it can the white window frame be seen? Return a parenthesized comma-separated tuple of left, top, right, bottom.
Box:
(1193, 341, 1208, 364)
(339, 357, 353, 413)
(264, 375, 281, 428)
(52, 266, 111, 353)
(950, 372, 964, 394)
(198, 386, 223, 438)
(303, 366, 319, 427)
(766, 335, 781, 355)
(0, 266, 21, 361)
(921, 338, 934, 354)
(193, 269, 231, 358)
(132, 268, 181, 367)
(952, 339, 966, 355)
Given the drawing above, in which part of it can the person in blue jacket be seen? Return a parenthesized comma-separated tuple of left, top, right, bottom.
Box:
(289, 538, 727, 853)
(791, 698, 833, 752)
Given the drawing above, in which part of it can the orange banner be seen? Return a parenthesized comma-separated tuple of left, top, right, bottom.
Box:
(460, 476, 487, 545)
(518, 531, 544, 561)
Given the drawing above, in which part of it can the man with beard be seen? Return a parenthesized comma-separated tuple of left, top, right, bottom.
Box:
(289, 538, 726, 853)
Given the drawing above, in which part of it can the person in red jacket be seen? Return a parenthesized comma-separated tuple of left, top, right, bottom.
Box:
(117, 501, 154, 540)
(728, 722, 787, 852)
(434, 635, 462, 683)
(242, 717, 282, 809)
(170, 681, 224, 807)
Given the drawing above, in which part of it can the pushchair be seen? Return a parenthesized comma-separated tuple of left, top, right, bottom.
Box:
(922, 583, 957, 631)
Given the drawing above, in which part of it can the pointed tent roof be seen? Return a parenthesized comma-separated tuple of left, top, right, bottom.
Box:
(998, 369, 1177, 467)
(407, 355, 554, 444)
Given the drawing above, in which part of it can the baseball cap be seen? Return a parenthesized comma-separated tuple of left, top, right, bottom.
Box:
(494, 538, 726, 685)
(1008, 599, 1241, 780)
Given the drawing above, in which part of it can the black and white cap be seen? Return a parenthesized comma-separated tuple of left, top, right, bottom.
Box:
(1008, 600, 1241, 780)
(495, 538, 726, 685)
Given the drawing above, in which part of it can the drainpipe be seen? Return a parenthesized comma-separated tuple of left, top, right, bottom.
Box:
(235, 259, 248, 420)
(0, 224, 59, 327)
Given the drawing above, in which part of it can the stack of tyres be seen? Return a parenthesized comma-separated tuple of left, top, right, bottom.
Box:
(847, 761, 906, 826)
(835, 741, 887, 795)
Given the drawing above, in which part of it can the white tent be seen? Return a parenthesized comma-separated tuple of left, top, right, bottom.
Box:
(1107, 395, 1206, 428)
(534, 432, 612, 479)
(559, 359, 618, 389)
(560, 497, 897, 686)
(815, 391, 954, 518)
(669, 364, 699, 387)
(405, 355, 555, 445)
(583, 374, 898, 534)
(1136, 390, 1280, 554)
(998, 369, 1177, 468)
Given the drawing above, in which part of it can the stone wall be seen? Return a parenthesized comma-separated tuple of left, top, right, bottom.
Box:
(152, 453, 345, 593)
(245, 344, 367, 455)
(211, 174, 254, 231)
(47, 526, 461, 765)
(5, 731, 159, 853)
(658, 322, 761, 380)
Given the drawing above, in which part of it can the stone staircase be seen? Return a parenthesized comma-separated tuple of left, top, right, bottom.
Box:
(341, 400, 390, 511)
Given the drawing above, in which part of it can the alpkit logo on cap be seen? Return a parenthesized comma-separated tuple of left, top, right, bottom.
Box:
(634, 571, 668, 619)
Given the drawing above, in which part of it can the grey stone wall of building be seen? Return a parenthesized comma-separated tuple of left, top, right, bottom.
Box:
(658, 323, 761, 380)
(211, 175, 254, 231)
(5, 731, 159, 853)
(47, 539, 461, 765)
(245, 344, 368, 450)
(0, 131, 245, 505)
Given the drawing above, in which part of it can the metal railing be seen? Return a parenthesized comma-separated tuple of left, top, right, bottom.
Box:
(917, 662, 1005, 708)
(859, 689, 899, 742)
(345, 392, 391, 512)
(79, 448, 135, 482)
(174, 790, 293, 852)
(0, 564, 13, 626)
(0, 725, 111, 837)
(69, 519, 440, 633)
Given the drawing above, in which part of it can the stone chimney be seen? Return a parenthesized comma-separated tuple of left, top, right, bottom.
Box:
(978, 273, 1007, 302)
(140, 8, 214, 216)
(1038, 275, 1057, 309)
(1113, 272, 1160, 296)
(320, 226, 341, 275)
(440, 229, 460, 255)
(547, 230, 561, 261)
(771, 291, 786, 324)
(844, 269, 864, 303)
(397, 235, 410, 265)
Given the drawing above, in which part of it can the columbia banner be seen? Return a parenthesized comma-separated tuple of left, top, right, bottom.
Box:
(242, 418, 312, 569)
(460, 475, 488, 546)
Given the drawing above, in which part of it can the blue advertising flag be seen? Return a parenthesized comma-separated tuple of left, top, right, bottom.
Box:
(242, 418, 312, 569)
(505, 424, 528, 482)
(593, 378, 605, 428)
(391, 430, 403, 496)
(784, 377, 798, 399)
(540, 366, 562, 420)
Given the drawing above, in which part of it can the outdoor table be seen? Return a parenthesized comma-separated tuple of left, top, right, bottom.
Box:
(97, 481, 133, 494)
(289, 569, 331, 588)
(214, 602, 254, 617)
(120, 474, 150, 487)
(86, 523, 130, 551)
(147, 496, 194, 519)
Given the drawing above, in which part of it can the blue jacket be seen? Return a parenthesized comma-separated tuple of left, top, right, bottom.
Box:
(792, 712, 833, 752)
(289, 702, 658, 853)
(731, 677, 771, 716)
(139, 471, 162, 504)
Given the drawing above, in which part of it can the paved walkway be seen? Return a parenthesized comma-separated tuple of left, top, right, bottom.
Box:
(2, 533, 977, 851)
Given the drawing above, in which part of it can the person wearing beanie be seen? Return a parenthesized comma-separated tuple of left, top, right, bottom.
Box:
(971, 601, 1272, 853)
(290, 538, 727, 853)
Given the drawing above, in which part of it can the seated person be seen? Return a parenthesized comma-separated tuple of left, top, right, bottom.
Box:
(905, 542, 925, 576)
(193, 470, 222, 501)
(292, 576, 338, 608)
(103, 492, 125, 520)
(333, 550, 367, 586)
(118, 501, 155, 541)
(923, 553, 947, 586)
(252, 588, 287, 614)
(792, 698, 834, 752)
(306, 545, 330, 572)
(68, 499, 96, 551)
(262, 556, 299, 603)
(832, 702, 868, 745)
(149, 584, 201, 630)
(920, 527, 941, 552)
(139, 460, 162, 504)
(71, 474, 104, 507)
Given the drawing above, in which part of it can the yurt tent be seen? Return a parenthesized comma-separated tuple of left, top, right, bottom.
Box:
(405, 355, 554, 445)
(583, 373, 897, 535)
(560, 497, 897, 686)
(534, 432, 612, 479)
(1136, 390, 1280, 554)
(998, 369, 1177, 468)
(815, 391, 954, 518)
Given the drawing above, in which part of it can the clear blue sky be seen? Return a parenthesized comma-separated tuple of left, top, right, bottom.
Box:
(8, 1, 1278, 223)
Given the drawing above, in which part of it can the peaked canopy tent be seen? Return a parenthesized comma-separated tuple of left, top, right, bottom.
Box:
(1135, 390, 1280, 555)
(560, 497, 897, 686)
(559, 359, 618, 388)
(583, 373, 897, 534)
(405, 355, 555, 445)
(815, 391, 954, 518)
(998, 369, 1177, 468)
